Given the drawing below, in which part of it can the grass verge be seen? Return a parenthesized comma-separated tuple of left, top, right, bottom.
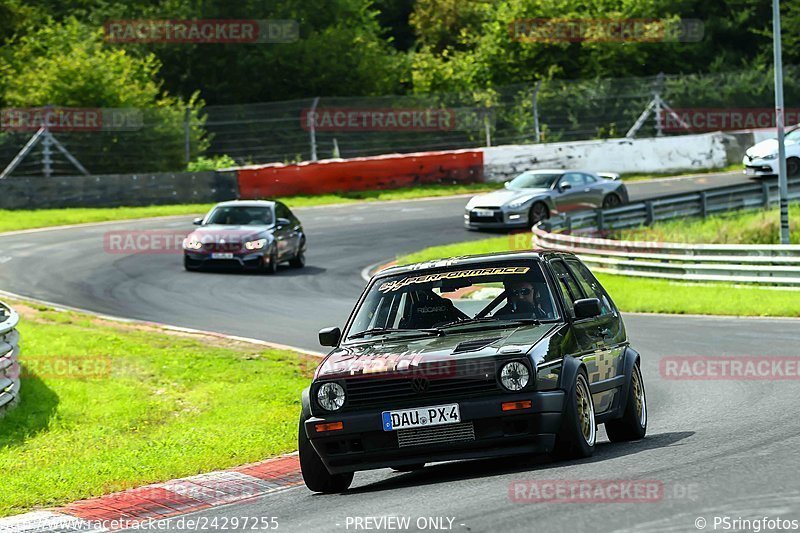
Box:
(620, 163, 741, 182)
(0, 183, 502, 233)
(614, 203, 800, 245)
(395, 236, 800, 318)
(0, 300, 314, 517)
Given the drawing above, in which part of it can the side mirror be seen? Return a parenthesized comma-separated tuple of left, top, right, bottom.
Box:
(560, 182, 572, 191)
(574, 298, 602, 319)
(192, 217, 203, 225)
(276, 217, 291, 228)
(319, 327, 341, 347)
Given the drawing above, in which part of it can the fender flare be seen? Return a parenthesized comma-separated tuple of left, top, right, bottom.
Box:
(616, 346, 642, 417)
(558, 356, 587, 400)
(300, 387, 312, 438)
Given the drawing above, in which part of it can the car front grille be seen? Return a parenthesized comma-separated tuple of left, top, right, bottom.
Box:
(344, 376, 498, 408)
(203, 242, 242, 252)
(397, 422, 475, 448)
(469, 208, 503, 223)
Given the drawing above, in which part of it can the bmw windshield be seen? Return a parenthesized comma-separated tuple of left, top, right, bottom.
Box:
(205, 206, 274, 226)
(346, 260, 560, 342)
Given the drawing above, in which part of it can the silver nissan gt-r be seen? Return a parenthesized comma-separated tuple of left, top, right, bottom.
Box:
(464, 169, 628, 230)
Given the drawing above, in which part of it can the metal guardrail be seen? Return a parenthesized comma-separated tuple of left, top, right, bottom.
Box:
(535, 176, 800, 285)
(0, 301, 20, 415)
(545, 175, 800, 233)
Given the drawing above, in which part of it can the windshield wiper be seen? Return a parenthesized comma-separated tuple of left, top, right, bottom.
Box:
(347, 327, 443, 340)
(437, 317, 542, 329)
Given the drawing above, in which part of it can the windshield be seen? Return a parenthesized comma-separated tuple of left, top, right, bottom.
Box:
(786, 128, 800, 141)
(205, 206, 274, 226)
(346, 260, 559, 341)
(507, 171, 561, 189)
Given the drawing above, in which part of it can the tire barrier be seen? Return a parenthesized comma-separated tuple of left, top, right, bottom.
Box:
(0, 301, 20, 416)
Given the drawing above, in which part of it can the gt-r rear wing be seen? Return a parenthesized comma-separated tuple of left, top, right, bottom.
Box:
(597, 172, 621, 181)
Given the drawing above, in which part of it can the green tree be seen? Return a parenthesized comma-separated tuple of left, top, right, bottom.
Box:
(0, 17, 207, 173)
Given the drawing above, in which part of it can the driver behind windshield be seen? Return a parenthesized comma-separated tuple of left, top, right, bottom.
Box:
(494, 280, 552, 319)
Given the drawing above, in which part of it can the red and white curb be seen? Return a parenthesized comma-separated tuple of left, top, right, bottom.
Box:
(0, 454, 303, 532)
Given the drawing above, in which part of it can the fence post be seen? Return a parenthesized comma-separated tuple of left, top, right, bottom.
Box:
(41, 126, 53, 178)
(645, 201, 655, 225)
(597, 209, 605, 232)
(484, 112, 492, 147)
(653, 73, 666, 137)
(565, 215, 572, 234)
(700, 191, 708, 218)
(183, 107, 191, 165)
(309, 96, 320, 161)
(532, 80, 541, 143)
(762, 181, 771, 209)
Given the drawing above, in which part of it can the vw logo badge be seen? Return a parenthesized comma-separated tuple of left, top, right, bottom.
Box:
(411, 377, 429, 394)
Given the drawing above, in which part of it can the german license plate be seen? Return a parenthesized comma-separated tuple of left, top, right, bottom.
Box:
(744, 167, 756, 175)
(382, 403, 460, 431)
(473, 209, 494, 218)
(211, 252, 234, 259)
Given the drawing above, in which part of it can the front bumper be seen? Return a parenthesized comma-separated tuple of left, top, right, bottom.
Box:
(184, 251, 266, 269)
(463, 208, 530, 230)
(743, 156, 777, 177)
(304, 390, 566, 474)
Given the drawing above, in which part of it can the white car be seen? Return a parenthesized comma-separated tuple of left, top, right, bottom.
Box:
(743, 126, 800, 178)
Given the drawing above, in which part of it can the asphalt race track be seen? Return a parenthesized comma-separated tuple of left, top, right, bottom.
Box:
(0, 170, 751, 351)
(2, 170, 800, 531)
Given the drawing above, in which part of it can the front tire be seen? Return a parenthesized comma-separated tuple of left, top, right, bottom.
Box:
(602, 193, 622, 209)
(262, 248, 278, 275)
(553, 369, 596, 460)
(298, 418, 353, 493)
(605, 363, 647, 442)
(528, 202, 549, 225)
(290, 249, 305, 269)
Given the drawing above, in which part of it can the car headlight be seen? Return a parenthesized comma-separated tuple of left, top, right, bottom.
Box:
(183, 238, 202, 250)
(317, 382, 345, 411)
(507, 198, 532, 210)
(244, 238, 268, 250)
(761, 153, 778, 160)
(500, 361, 530, 391)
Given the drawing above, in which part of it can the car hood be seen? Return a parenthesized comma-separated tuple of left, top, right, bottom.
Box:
(187, 224, 270, 242)
(747, 138, 799, 158)
(315, 323, 557, 381)
(465, 188, 549, 209)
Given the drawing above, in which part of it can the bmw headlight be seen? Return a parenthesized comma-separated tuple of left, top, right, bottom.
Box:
(508, 198, 532, 210)
(500, 361, 530, 391)
(317, 382, 345, 411)
(762, 153, 778, 160)
(183, 238, 202, 250)
(244, 238, 268, 250)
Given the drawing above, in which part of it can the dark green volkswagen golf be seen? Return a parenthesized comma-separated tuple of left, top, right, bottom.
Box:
(298, 251, 647, 493)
